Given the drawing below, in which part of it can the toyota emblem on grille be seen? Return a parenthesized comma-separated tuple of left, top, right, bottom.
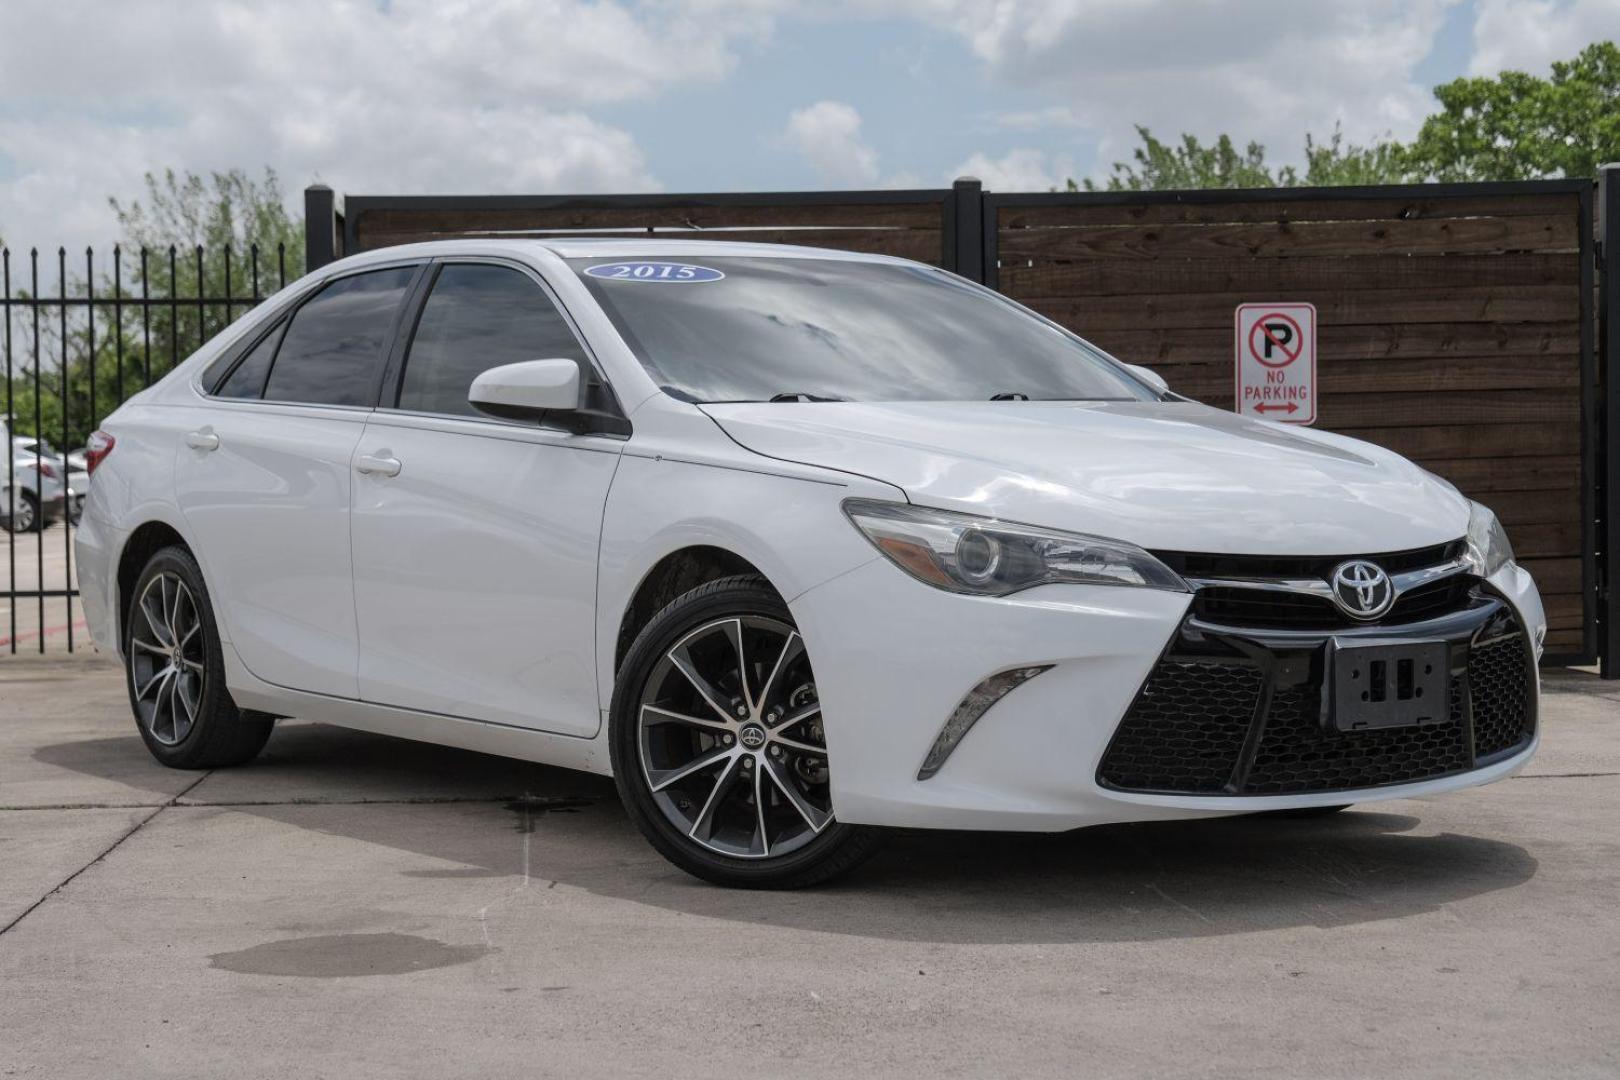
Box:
(1330, 560, 1395, 620)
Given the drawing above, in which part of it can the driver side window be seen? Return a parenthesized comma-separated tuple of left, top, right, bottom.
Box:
(397, 264, 588, 418)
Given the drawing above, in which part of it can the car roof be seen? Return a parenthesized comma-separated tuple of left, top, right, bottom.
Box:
(331, 236, 921, 267)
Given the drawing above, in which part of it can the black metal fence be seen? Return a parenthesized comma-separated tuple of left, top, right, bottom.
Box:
(2, 244, 292, 653)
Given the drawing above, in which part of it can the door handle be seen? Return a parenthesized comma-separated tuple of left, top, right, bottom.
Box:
(185, 429, 220, 451)
(355, 453, 402, 478)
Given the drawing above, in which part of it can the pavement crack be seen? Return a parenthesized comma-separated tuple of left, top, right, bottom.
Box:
(0, 770, 213, 939)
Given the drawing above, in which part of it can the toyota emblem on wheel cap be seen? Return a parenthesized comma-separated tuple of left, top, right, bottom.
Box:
(1330, 560, 1395, 620)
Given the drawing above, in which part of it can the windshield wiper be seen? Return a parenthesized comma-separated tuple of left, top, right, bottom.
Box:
(990, 392, 1030, 401)
(768, 392, 846, 403)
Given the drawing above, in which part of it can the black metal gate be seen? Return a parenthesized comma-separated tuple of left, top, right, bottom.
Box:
(1, 244, 290, 653)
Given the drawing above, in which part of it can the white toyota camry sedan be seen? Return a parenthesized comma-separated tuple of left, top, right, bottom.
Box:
(75, 239, 1544, 887)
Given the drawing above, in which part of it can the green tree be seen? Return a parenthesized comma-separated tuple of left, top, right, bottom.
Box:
(1073, 124, 1412, 191)
(1072, 41, 1618, 190)
(5, 168, 303, 448)
(1299, 128, 1413, 186)
(1401, 40, 1620, 181)
(1076, 127, 1282, 191)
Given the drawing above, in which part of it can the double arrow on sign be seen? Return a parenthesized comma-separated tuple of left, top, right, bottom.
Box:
(1253, 402, 1300, 415)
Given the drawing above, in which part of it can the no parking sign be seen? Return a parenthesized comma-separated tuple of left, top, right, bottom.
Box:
(1235, 302, 1316, 424)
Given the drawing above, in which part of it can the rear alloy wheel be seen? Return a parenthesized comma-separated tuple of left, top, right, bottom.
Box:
(611, 576, 880, 887)
(126, 545, 273, 769)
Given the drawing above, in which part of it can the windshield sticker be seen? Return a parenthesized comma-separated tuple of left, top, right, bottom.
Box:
(585, 261, 725, 283)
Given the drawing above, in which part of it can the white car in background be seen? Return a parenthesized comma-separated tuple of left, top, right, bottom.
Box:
(11, 435, 86, 525)
(3, 442, 69, 533)
(73, 240, 1543, 887)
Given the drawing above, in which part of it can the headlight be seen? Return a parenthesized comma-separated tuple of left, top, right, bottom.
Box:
(842, 499, 1188, 596)
(1462, 501, 1515, 578)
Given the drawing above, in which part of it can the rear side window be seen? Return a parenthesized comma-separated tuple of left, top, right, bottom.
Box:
(397, 264, 588, 418)
(216, 322, 284, 399)
(262, 267, 417, 407)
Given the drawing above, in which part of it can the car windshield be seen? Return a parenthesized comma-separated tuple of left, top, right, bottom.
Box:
(569, 256, 1155, 404)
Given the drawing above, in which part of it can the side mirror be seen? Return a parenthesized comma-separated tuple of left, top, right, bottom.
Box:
(468, 358, 583, 420)
(1124, 363, 1169, 395)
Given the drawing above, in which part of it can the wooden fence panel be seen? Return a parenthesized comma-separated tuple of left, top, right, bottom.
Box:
(346, 196, 953, 267)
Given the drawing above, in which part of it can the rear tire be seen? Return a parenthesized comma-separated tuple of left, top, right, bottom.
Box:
(125, 545, 273, 769)
(610, 575, 881, 888)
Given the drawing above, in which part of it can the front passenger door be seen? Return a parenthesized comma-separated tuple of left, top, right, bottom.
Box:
(349, 261, 623, 736)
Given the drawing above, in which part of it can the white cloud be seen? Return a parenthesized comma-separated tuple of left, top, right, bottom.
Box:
(882, 0, 1462, 176)
(0, 0, 778, 255)
(950, 149, 1065, 191)
(778, 101, 884, 187)
(1469, 0, 1620, 75)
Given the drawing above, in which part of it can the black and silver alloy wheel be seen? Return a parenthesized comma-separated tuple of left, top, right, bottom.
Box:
(611, 575, 881, 888)
(129, 571, 207, 746)
(125, 545, 274, 769)
(638, 614, 831, 859)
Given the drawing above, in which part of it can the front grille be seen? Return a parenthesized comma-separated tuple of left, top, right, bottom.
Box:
(1157, 540, 1464, 582)
(1097, 593, 1535, 797)
(1192, 574, 1473, 630)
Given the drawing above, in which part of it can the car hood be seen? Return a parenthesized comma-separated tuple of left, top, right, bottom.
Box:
(701, 400, 1469, 555)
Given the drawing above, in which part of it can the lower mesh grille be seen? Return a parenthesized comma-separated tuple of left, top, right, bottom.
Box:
(1240, 678, 1470, 795)
(1093, 661, 1260, 793)
(1098, 622, 1534, 796)
(1469, 635, 1534, 759)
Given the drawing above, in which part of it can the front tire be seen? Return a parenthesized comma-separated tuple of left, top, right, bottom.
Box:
(125, 545, 273, 769)
(609, 575, 880, 888)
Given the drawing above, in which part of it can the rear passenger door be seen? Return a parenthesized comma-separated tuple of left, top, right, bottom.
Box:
(348, 259, 624, 736)
(174, 262, 423, 698)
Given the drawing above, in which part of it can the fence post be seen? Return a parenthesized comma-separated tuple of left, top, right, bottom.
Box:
(304, 185, 341, 274)
(948, 177, 985, 284)
(1601, 164, 1619, 676)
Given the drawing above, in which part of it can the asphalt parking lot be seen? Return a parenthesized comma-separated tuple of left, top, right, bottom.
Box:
(2, 654, 1617, 1079)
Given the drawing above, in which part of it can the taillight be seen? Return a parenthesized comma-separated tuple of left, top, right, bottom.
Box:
(85, 430, 116, 475)
(35, 459, 58, 479)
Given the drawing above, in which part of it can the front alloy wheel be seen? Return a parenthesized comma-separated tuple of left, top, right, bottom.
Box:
(611, 575, 880, 887)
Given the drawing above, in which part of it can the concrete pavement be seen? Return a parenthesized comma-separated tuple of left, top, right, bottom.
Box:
(1, 654, 1617, 1078)
(1, 523, 85, 652)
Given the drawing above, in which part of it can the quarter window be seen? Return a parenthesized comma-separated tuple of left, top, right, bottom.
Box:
(397, 264, 588, 418)
(216, 322, 284, 400)
(262, 267, 417, 407)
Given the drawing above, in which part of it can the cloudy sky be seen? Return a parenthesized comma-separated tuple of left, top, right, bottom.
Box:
(0, 0, 1615, 256)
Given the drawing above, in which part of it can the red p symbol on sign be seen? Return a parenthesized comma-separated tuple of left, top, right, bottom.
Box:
(1249, 312, 1304, 368)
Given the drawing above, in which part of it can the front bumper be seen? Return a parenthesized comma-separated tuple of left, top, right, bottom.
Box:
(791, 558, 1543, 831)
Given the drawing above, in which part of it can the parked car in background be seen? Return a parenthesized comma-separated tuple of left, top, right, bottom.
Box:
(11, 435, 87, 525)
(2, 448, 68, 533)
(74, 240, 1544, 888)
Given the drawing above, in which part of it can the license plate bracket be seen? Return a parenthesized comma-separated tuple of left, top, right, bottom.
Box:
(1328, 638, 1448, 732)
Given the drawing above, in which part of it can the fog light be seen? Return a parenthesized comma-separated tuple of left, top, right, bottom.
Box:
(916, 665, 1053, 781)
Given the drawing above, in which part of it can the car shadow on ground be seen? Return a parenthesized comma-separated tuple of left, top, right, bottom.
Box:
(33, 720, 1539, 946)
